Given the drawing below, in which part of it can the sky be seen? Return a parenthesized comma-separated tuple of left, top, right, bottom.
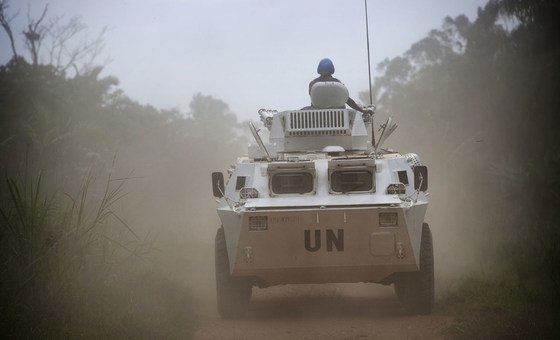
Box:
(0, 0, 488, 121)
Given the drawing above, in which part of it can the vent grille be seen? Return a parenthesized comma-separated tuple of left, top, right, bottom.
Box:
(286, 110, 349, 136)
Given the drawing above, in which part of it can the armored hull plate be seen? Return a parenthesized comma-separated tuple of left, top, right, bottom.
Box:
(219, 204, 425, 286)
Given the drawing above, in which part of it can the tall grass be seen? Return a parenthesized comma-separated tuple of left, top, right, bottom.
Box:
(0, 174, 55, 266)
(0, 170, 194, 338)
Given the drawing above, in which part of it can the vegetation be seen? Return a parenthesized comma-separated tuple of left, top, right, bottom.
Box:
(1, 0, 559, 338)
(363, 0, 560, 337)
(0, 1, 245, 337)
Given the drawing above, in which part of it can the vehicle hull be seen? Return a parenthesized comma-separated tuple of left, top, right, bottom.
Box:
(217, 202, 427, 286)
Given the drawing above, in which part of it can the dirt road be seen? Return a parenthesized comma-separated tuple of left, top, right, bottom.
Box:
(193, 283, 454, 340)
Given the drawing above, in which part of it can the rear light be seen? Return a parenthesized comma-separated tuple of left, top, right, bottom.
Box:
(240, 187, 259, 199)
(386, 183, 405, 195)
(249, 216, 268, 231)
(379, 212, 398, 227)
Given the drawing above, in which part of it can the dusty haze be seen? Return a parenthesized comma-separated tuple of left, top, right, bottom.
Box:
(2, 0, 559, 338)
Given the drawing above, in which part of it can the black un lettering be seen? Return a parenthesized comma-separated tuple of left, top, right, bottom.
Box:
(304, 229, 344, 252)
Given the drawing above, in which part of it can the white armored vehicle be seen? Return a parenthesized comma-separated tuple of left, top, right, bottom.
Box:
(211, 82, 433, 318)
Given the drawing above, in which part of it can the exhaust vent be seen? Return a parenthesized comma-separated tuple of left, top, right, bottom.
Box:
(286, 110, 350, 136)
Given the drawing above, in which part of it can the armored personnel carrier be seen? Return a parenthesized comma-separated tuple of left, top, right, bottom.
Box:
(211, 82, 433, 318)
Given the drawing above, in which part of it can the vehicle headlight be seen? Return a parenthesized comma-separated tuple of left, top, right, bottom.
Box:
(240, 187, 259, 199)
(379, 212, 398, 227)
(386, 183, 406, 195)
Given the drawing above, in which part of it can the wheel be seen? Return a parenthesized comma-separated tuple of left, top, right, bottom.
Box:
(394, 223, 434, 314)
(215, 227, 252, 319)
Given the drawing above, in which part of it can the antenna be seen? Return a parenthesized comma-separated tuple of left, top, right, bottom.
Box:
(364, 0, 373, 105)
(248, 122, 271, 161)
(364, 0, 376, 149)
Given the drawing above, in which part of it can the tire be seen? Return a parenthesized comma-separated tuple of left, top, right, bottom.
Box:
(394, 223, 434, 314)
(215, 227, 252, 319)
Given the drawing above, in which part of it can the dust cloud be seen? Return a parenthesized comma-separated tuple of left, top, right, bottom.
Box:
(95, 103, 476, 336)
(4, 0, 558, 337)
(0, 55, 513, 340)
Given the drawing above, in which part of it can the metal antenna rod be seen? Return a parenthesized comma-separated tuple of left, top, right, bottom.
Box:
(364, 0, 373, 106)
(364, 0, 376, 149)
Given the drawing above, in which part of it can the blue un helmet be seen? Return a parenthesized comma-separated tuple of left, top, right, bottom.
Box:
(317, 58, 335, 75)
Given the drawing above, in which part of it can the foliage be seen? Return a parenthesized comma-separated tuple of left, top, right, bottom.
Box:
(0, 170, 156, 337)
(364, 0, 560, 337)
(0, 4, 245, 334)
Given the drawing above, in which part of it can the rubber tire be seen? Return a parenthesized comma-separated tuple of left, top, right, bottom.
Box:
(215, 227, 252, 319)
(394, 223, 434, 314)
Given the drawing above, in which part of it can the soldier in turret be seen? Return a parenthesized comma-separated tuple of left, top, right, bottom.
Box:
(309, 58, 374, 116)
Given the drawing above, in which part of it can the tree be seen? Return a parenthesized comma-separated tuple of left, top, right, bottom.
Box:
(362, 1, 560, 336)
(0, 0, 107, 75)
(23, 4, 48, 66)
(0, 0, 17, 58)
